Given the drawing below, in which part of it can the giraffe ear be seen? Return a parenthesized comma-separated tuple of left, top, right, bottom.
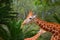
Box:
(27, 10, 33, 18)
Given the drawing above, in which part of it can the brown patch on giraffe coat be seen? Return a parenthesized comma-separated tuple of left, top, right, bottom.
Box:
(35, 18, 60, 40)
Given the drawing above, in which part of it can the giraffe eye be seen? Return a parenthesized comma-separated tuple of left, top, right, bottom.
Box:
(29, 18, 32, 19)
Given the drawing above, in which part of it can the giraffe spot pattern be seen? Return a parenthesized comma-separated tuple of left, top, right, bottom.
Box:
(35, 18, 60, 40)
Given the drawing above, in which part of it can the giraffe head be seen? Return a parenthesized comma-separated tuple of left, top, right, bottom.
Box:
(22, 11, 36, 25)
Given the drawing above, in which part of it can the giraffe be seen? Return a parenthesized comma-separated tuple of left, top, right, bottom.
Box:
(22, 11, 60, 40)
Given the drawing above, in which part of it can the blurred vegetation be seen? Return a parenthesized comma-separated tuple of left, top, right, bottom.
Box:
(0, 0, 60, 40)
(0, 20, 24, 40)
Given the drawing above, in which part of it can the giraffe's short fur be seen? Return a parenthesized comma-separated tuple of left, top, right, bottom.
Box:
(34, 18, 60, 40)
(22, 11, 60, 40)
(51, 33, 60, 40)
(35, 18, 60, 34)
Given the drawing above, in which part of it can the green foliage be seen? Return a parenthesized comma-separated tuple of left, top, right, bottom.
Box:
(0, 0, 17, 24)
(22, 23, 52, 40)
(38, 32, 52, 40)
(0, 25, 10, 40)
(22, 23, 39, 38)
(0, 20, 24, 40)
(53, 13, 60, 23)
(0, 0, 60, 40)
(7, 20, 24, 40)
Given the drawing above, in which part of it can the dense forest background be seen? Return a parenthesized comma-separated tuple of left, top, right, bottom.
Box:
(0, 0, 60, 40)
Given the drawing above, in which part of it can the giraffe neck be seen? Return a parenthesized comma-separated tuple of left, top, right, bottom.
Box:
(34, 18, 60, 34)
